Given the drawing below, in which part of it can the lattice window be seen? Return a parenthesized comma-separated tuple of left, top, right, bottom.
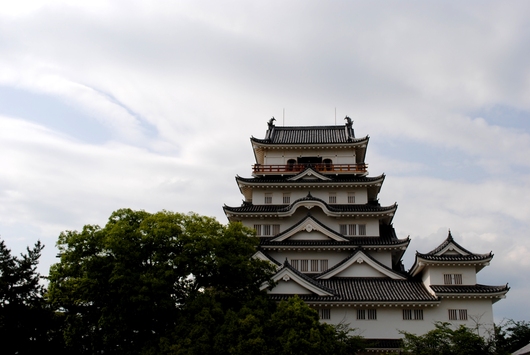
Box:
(283, 193, 291, 204)
(290, 259, 328, 273)
(300, 260, 308, 272)
(357, 309, 365, 320)
(263, 224, 271, 236)
(444, 274, 463, 285)
(403, 309, 423, 320)
(358, 224, 366, 235)
(367, 309, 377, 320)
(320, 260, 328, 272)
(272, 224, 280, 235)
(291, 259, 299, 269)
(348, 192, 355, 204)
(319, 309, 331, 320)
(340, 224, 366, 236)
(449, 309, 467, 320)
(329, 192, 337, 204)
(265, 193, 272, 204)
(253, 224, 262, 236)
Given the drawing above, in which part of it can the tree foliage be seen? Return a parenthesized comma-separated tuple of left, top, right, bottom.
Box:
(495, 319, 530, 354)
(401, 321, 495, 355)
(47, 209, 276, 354)
(0, 238, 62, 354)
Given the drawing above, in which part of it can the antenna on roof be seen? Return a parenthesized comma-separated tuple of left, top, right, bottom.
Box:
(283, 108, 285, 126)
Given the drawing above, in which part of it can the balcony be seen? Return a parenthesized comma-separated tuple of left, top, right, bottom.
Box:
(252, 163, 367, 175)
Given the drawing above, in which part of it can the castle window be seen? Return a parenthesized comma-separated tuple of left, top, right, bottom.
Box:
(319, 309, 331, 320)
(283, 193, 291, 204)
(403, 309, 424, 320)
(254, 224, 280, 236)
(328, 192, 337, 204)
(348, 192, 355, 204)
(357, 309, 377, 320)
(340, 224, 367, 236)
(265, 193, 272, 204)
(444, 274, 463, 285)
(448, 309, 467, 321)
(291, 259, 328, 273)
(358, 224, 366, 235)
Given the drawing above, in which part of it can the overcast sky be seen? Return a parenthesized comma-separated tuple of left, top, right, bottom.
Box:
(1, 0, 529, 323)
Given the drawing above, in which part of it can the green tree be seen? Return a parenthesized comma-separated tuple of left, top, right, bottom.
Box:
(47, 209, 275, 354)
(401, 321, 494, 355)
(0, 239, 62, 354)
(495, 319, 530, 354)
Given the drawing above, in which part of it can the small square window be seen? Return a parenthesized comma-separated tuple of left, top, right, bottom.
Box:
(319, 309, 331, 320)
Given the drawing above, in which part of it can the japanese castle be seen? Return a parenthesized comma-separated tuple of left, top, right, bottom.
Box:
(223, 118, 508, 352)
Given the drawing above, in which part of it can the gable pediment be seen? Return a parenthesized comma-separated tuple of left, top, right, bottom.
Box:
(287, 168, 332, 181)
(271, 215, 348, 242)
(435, 242, 470, 256)
(317, 250, 406, 280)
(263, 266, 335, 296)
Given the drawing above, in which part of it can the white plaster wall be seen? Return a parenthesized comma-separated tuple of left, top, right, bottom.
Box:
(367, 251, 392, 268)
(269, 280, 313, 294)
(262, 148, 356, 165)
(423, 266, 478, 285)
(335, 263, 386, 278)
(317, 299, 495, 339)
(251, 188, 368, 205)
(267, 250, 352, 268)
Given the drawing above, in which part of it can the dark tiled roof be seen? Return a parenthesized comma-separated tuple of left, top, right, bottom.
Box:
(251, 124, 366, 145)
(236, 174, 385, 184)
(430, 284, 509, 294)
(269, 278, 438, 302)
(416, 253, 492, 262)
(425, 231, 479, 256)
(280, 260, 336, 295)
(224, 196, 396, 214)
(260, 237, 409, 247)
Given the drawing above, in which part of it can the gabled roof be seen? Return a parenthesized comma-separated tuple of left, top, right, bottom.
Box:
(410, 231, 493, 276)
(286, 168, 332, 181)
(262, 260, 336, 296)
(315, 249, 406, 280)
(252, 250, 282, 267)
(224, 194, 397, 222)
(251, 118, 363, 145)
(430, 284, 509, 303)
(235, 173, 385, 185)
(270, 213, 348, 242)
(268, 278, 439, 303)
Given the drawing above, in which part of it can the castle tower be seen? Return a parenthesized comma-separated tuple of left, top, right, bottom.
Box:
(223, 118, 508, 349)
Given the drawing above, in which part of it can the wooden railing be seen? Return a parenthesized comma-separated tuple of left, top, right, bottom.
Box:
(252, 163, 367, 174)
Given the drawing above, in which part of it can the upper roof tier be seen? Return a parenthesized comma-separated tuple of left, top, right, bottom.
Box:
(251, 117, 368, 145)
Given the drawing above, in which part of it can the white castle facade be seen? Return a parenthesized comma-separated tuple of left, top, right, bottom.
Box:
(223, 118, 508, 352)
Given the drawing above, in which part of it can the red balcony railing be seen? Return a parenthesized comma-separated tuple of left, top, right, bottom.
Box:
(252, 163, 367, 174)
